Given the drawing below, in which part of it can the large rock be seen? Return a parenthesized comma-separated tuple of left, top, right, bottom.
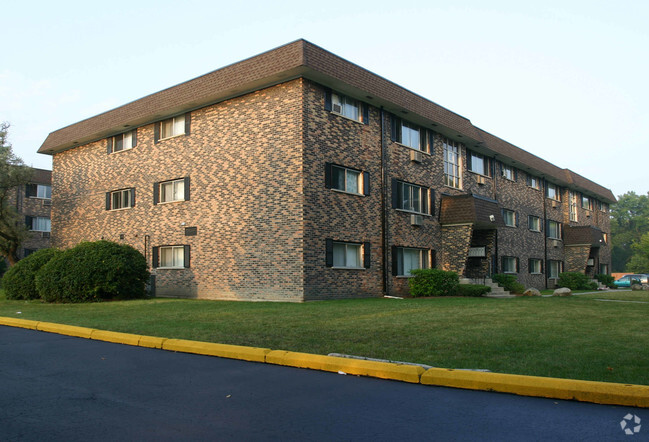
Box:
(553, 287, 572, 297)
(523, 288, 541, 297)
(631, 283, 643, 291)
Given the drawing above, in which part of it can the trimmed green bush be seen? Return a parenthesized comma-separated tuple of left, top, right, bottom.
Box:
(0, 259, 7, 280)
(491, 273, 525, 294)
(2, 249, 61, 300)
(595, 273, 615, 289)
(558, 272, 596, 290)
(408, 269, 459, 297)
(455, 284, 491, 297)
(35, 241, 149, 303)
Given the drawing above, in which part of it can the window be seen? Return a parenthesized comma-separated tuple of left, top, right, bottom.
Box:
(547, 220, 562, 239)
(26, 216, 51, 232)
(325, 239, 370, 269)
(581, 195, 593, 210)
(569, 191, 578, 222)
(527, 174, 540, 190)
(548, 260, 563, 279)
(467, 151, 492, 176)
(106, 188, 134, 210)
(154, 245, 190, 269)
(108, 130, 136, 153)
(390, 117, 432, 152)
(502, 209, 516, 227)
(599, 263, 609, 275)
(502, 256, 518, 273)
(161, 115, 185, 139)
(599, 201, 608, 213)
(443, 138, 461, 188)
(393, 180, 430, 214)
(325, 163, 369, 195)
(501, 164, 515, 181)
(325, 90, 368, 124)
(154, 177, 190, 204)
(528, 215, 541, 232)
(546, 183, 560, 201)
(26, 183, 52, 199)
(394, 247, 430, 276)
(529, 258, 543, 274)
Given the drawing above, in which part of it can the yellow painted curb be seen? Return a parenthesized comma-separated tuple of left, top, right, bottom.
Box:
(37, 321, 94, 339)
(91, 329, 141, 346)
(163, 339, 270, 363)
(138, 335, 167, 349)
(421, 367, 649, 407)
(0, 316, 40, 330)
(266, 350, 424, 383)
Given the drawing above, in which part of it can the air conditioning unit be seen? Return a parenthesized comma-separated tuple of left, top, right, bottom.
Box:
(332, 103, 342, 114)
(551, 201, 558, 208)
(41, 231, 51, 238)
(42, 199, 52, 206)
(587, 258, 594, 266)
(552, 239, 559, 248)
(410, 214, 423, 226)
(476, 175, 486, 185)
(410, 150, 422, 163)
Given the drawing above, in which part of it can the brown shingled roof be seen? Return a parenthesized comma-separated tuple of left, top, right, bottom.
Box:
(38, 39, 615, 203)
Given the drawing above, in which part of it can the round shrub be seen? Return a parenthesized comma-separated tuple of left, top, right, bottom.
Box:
(2, 249, 62, 300)
(35, 241, 149, 303)
(408, 269, 460, 297)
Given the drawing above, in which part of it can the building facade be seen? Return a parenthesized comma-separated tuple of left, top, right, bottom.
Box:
(38, 40, 615, 301)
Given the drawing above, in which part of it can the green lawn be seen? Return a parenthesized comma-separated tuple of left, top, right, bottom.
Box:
(1, 288, 648, 385)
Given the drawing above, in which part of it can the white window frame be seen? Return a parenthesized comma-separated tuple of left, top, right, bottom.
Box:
(529, 258, 542, 274)
(110, 130, 135, 153)
(396, 247, 430, 277)
(331, 93, 362, 122)
(470, 152, 486, 176)
(569, 191, 578, 222)
(110, 189, 133, 210)
(31, 216, 51, 232)
(501, 165, 514, 181)
(400, 121, 421, 150)
(548, 260, 563, 279)
(396, 181, 430, 215)
(36, 184, 52, 199)
(547, 220, 562, 240)
(528, 215, 541, 232)
(160, 115, 185, 140)
(159, 246, 185, 269)
(443, 138, 461, 189)
(159, 179, 185, 203)
(503, 209, 516, 227)
(502, 256, 517, 274)
(332, 242, 364, 269)
(331, 165, 363, 195)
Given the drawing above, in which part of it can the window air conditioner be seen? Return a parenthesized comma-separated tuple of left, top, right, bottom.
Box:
(411, 214, 423, 226)
(587, 258, 594, 266)
(551, 201, 558, 208)
(42, 231, 51, 238)
(476, 175, 486, 185)
(43, 199, 52, 206)
(410, 150, 422, 163)
(552, 239, 559, 248)
(332, 103, 342, 114)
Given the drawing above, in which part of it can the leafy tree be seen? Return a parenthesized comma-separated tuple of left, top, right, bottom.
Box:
(626, 232, 649, 273)
(0, 122, 34, 266)
(610, 191, 649, 272)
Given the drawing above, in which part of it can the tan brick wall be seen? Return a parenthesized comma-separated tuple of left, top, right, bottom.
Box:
(52, 80, 306, 301)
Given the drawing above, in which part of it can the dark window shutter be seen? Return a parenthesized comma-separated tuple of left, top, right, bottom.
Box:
(429, 189, 435, 215)
(185, 112, 191, 135)
(362, 103, 369, 125)
(391, 179, 398, 209)
(419, 129, 427, 152)
(363, 172, 370, 196)
(130, 188, 136, 207)
(25, 215, 33, 229)
(514, 169, 518, 181)
(466, 150, 472, 171)
(105, 192, 111, 210)
(540, 260, 544, 274)
(363, 242, 371, 268)
(528, 259, 532, 274)
(546, 220, 550, 237)
(153, 182, 159, 205)
(500, 162, 504, 176)
(132, 129, 137, 148)
(184, 177, 190, 201)
(107, 137, 113, 154)
(152, 247, 159, 269)
(324, 163, 332, 189)
(515, 212, 520, 227)
(183, 245, 191, 268)
(325, 238, 334, 267)
(428, 131, 435, 154)
(391, 246, 398, 276)
(501, 256, 506, 271)
(422, 188, 429, 215)
(431, 250, 437, 269)
(516, 257, 520, 273)
(324, 88, 332, 111)
(540, 219, 544, 232)
(390, 116, 400, 142)
(153, 123, 160, 144)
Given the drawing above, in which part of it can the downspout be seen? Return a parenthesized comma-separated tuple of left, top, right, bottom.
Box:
(380, 107, 389, 295)
(542, 178, 549, 289)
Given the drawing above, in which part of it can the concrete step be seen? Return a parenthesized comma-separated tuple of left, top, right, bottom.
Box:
(461, 278, 512, 297)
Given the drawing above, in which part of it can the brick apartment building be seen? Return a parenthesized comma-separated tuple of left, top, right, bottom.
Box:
(4, 168, 52, 261)
(38, 40, 615, 301)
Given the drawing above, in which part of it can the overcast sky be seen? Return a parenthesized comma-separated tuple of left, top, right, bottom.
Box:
(2, 0, 647, 199)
